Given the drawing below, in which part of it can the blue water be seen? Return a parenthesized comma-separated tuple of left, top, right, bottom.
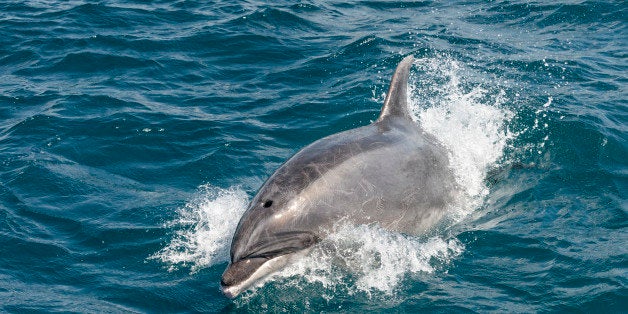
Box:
(1, 0, 626, 312)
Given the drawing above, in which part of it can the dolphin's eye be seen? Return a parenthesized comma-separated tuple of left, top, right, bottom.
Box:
(263, 200, 273, 208)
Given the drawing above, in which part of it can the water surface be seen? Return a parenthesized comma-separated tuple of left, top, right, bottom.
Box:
(0, 0, 626, 312)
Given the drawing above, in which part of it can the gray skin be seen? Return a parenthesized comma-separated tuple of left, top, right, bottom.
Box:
(220, 56, 459, 298)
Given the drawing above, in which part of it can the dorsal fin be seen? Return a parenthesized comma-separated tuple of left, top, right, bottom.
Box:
(376, 55, 414, 123)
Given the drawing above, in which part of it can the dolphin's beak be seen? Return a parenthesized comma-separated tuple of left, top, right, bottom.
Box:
(220, 252, 302, 298)
(220, 257, 268, 298)
(220, 283, 237, 299)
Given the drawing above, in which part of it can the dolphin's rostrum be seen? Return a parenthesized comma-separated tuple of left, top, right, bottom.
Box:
(221, 55, 459, 298)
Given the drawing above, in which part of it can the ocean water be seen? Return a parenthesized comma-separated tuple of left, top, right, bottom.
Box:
(0, 0, 626, 312)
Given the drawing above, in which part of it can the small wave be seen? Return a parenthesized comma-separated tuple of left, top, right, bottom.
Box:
(233, 7, 325, 33)
(46, 51, 161, 73)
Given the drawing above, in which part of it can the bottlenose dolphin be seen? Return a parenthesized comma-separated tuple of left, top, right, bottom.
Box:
(220, 55, 459, 298)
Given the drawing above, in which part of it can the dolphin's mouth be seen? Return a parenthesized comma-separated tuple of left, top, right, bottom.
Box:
(221, 231, 321, 298)
(220, 255, 292, 298)
(220, 245, 318, 298)
(220, 282, 241, 299)
(220, 257, 267, 298)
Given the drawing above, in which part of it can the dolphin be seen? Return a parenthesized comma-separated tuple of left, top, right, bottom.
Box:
(220, 55, 459, 298)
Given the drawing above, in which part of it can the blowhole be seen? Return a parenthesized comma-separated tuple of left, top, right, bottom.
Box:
(263, 200, 273, 208)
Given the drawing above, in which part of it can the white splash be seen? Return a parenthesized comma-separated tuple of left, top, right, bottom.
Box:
(278, 224, 463, 295)
(152, 185, 248, 271)
(409, 56, 513, 215)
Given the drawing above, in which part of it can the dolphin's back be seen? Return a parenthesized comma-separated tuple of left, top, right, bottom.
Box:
(278, 116, 456, 236)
